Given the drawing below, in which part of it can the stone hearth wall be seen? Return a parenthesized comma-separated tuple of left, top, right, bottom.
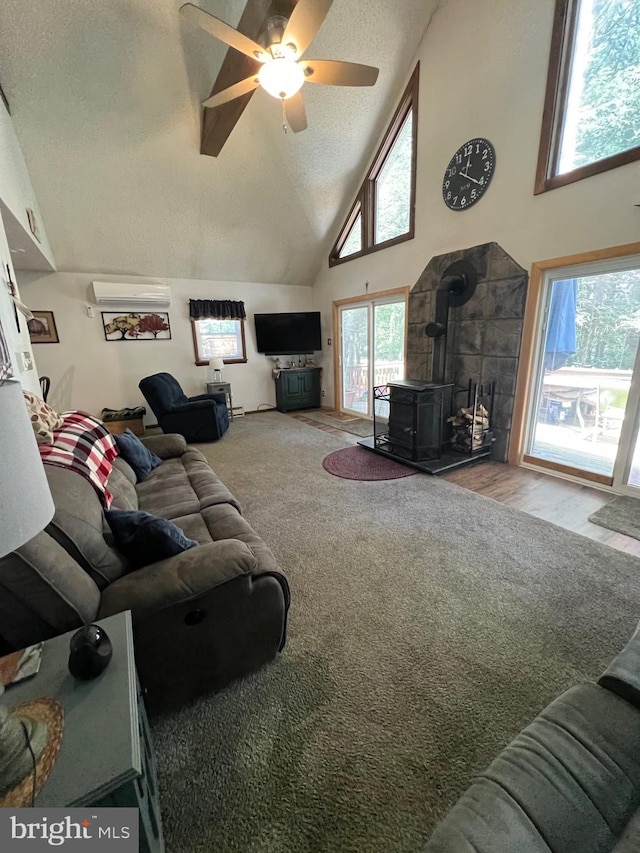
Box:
(406, 242, 527, 462)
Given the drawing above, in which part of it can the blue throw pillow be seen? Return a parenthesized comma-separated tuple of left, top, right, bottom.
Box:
(114, 429, 162, 482)
(104, 509, 198, 568)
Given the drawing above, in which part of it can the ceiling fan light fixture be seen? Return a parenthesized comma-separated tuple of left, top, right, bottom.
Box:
(258, 58, 305, 100)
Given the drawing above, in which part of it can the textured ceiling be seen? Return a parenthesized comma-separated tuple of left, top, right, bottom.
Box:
(0, 1, 438, 285)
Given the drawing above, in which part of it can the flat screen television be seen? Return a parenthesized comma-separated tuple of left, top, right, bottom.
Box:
(254, 312, 322, 355)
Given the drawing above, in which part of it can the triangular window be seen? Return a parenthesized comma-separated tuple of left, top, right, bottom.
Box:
(330, 64, 418, 266)
(338, 212, 362, 259)
(374, 110, 413, 244)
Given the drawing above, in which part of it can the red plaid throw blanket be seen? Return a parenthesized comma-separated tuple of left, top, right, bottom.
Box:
(39, 412, 118, 508)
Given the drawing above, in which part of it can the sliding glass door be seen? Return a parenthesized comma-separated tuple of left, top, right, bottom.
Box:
(614, 344, 640, 494)
(338, 293, 407, 418)
(524, 257, 640, 490)
(340, 305, 368, 413)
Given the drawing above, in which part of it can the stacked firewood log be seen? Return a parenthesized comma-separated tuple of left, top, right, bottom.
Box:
(448, 403, 490, 452)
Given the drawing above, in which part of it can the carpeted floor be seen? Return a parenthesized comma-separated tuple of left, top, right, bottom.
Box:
(589, 495, 640, 540)
(151, 412, 640, 852)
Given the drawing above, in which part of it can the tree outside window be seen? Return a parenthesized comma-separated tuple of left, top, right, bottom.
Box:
(374, 111, 413, 245)
(536, 0, 640, 192)
(569, 269, 640, 370)
(330, 64, 419, 265)
(338, 212, 362, 259)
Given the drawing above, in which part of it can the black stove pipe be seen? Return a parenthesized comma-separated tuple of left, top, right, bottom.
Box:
(425, 260, 478, 384)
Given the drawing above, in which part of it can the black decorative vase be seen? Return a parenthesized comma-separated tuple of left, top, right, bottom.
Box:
(68, 625, 113, 680)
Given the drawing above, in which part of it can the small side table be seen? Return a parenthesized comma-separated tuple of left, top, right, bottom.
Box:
(104, 417, 145, 437)
(4, 612, 164, 853)
(206, 381, 233, 419)
(101, 407, 146, 436)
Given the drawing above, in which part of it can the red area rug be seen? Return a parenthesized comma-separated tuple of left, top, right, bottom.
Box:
(322, 446, 418, 481)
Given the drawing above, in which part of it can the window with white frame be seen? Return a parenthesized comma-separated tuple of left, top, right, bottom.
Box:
(191, 319, 247, 365)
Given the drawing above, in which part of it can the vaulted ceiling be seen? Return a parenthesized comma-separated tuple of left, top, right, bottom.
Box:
(0, 1, 438, 285)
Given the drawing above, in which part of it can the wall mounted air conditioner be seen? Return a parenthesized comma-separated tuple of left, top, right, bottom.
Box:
(90, 281, 171, 308)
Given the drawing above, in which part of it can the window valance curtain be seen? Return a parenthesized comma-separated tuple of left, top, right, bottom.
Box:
(189, 299, 246, 321)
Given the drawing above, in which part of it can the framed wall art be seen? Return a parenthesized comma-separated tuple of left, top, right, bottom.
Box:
(102, 312, 171, 341)
(27, 310, 59, 344)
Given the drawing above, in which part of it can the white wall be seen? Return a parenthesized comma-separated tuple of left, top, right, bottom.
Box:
(18, 271, 313, 418)
(312, 0, 640, 405)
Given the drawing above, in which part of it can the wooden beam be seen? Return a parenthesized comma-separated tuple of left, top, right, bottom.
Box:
(201, 0, 297, 157)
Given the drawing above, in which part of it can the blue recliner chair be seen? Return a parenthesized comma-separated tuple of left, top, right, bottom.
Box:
(139, 372, 229, 443)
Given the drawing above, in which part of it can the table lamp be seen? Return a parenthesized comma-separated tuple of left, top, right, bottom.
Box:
(0, 378, 62, 806)
(208, 358, 224, 383)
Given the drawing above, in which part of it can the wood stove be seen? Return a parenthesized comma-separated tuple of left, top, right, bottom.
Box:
(358, 247, 522, 474)
(384, 380, 453, 461)
(361, 379, 494, 475)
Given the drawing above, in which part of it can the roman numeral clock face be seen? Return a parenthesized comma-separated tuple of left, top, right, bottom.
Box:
(442, 138, 496, 211)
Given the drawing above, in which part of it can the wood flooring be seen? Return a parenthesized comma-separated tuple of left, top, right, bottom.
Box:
(444, 461, 640, 558)
(291, 412, 640, 559)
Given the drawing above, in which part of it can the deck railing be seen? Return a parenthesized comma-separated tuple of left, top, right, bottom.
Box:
(342, 362, 404, 406)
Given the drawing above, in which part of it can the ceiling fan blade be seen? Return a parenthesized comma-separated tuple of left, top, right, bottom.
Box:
(301, 60, 379, 87)
(285, 92, 308, 133)
(202, 75, 260, 109)
(180, 3, 269, 62)
(282, 0, 333, 58)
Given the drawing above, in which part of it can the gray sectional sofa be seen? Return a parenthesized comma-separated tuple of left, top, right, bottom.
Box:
(424, 622, 640, 852)
(0, 433, 289, 712)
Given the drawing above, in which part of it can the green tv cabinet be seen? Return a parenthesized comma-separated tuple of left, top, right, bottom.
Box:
(274, 367, 322, 412)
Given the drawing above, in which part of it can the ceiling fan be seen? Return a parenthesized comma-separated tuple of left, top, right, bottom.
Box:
(180, 0, 379, 133)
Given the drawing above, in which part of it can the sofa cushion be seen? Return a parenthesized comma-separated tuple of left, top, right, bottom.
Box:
(174, 503, 278, 574)
(0, 530, 101, 649)
(136, 448, 239, 518)
(424, 682, 640, 852)
(107, 466, 139, 511)
(44, 465, 129, 588)
(114, 428, 162, 482)
(139, 433, 187, 459)
(599, 620, 640, 708)
(112, 455, 137, 486)
(614, 807, 640, 852)
(104, 509, 198, 568)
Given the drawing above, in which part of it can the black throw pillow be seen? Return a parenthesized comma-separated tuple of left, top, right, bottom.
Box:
(114, 429, 162, 482)
(104, 509, 198, 568)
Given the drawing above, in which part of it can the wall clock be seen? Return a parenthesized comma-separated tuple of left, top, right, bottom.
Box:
(442, 138, 496, 211)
